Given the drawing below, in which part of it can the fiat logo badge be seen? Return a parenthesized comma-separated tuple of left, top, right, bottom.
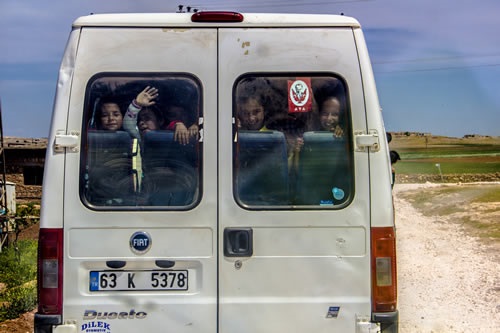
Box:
(130, 231, 152, 254)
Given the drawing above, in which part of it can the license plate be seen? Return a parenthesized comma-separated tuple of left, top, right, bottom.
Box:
(89, 270, 188, 291)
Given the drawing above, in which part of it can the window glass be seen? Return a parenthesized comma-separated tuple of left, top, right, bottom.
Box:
(81, 75, 202, 209)
(233, 75, 353, 208)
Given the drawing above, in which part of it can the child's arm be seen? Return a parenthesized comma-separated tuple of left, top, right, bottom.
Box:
(332, 125, 344, 138)
(135, 86, 158, 107)
(188, 124, 199, 138)
(123, 102, 141, 139)
(167, 121, 199, 145)
(123, 86, 159, 139)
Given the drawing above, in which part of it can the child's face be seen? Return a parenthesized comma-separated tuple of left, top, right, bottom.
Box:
(138, 109, 161, 137)
(100, 103, 123, 131)
(167, 106, 184, 121)
(238, 98, 265, 130)
(319, 97, 341, 130)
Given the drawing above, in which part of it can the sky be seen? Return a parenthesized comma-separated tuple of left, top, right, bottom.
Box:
(0, 0, 499, 138)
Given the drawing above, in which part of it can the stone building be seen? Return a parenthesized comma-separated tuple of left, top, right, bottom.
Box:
(3, 137, 47, 202)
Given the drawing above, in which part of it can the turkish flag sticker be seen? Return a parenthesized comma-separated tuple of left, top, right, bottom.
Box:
(288, 78, 312, 113)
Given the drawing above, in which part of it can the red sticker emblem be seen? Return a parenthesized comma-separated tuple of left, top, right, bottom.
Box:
(288, 78, 312, 113)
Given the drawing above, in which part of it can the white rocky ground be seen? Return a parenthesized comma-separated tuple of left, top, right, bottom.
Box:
(394, 183, 500, 333)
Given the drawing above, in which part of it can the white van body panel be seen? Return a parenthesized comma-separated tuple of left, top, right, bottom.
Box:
(37, 12, 397, 333)
(62, 27, 219, 332)
(40, 30, 80, 229)
(218, 27, 371, 332)
(352, 29, 394, 227)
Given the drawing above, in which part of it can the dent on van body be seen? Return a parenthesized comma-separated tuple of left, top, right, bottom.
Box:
(251, 226, 366, 257)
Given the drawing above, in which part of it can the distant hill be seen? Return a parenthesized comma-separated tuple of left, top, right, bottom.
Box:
(390, 133, 500, 149)
(3, 133, 498, 150)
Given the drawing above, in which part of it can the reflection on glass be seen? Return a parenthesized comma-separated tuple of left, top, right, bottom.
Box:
(82, 75, 202, 208)
(234, 75, 353, 208)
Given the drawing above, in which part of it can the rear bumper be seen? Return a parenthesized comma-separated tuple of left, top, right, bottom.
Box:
(34, 313, 61, 333)
(35, 311, 397, 332)
(373, 310, 399, 333)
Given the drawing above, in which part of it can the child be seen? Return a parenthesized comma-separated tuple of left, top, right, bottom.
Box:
(123, 86, 159, 140)
(237, 91, 305, 174)
(318, 96, 344, 137)
(95, 96, 124, 131)
(123, 86, 198, 144)
(237, 96, 268, 131)
(165, 104, 199, 145)
(136, 105, 165, 139)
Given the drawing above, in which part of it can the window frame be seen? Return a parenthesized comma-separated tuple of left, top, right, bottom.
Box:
(232, 72, 355, 210)
(79, 72, 204, 211)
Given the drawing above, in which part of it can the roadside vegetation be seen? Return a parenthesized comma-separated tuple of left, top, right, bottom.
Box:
(391, 134, 499, 246)
(0, 204, 39, 321)
(390, 134, 500, 175)
(398, 184, 500, 243)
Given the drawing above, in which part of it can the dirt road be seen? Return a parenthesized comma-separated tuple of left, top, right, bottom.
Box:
(1, 183, 499, 333)
(394, 183, 500, 333)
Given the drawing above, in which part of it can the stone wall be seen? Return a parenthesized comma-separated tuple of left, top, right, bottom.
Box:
(5, 174, 42, 203)
(396, 172, 500, 184)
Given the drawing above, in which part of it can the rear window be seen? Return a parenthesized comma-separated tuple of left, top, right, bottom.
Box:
(233, 75, 353, 208)
(80, 74, 202, 209)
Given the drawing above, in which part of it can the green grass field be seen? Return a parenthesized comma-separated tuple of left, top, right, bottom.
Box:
(395, 159, 499, 174)
(390, 135, 500, 175)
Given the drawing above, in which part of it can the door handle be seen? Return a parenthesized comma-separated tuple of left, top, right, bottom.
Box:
(106, 260, 126, 269)
(155, 260, 175, 268)
(224, 228, 253, 257)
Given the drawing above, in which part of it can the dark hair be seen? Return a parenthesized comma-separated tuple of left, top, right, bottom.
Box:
(313, 82, 347, 130)
(162, 80, 199, 126)
(137, 105, 165, 127)
(94, 95, 124, 130)
(315, 82, 346, 113)
(236, 77, 273, 115)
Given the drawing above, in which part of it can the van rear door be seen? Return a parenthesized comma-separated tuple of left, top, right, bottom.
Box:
(63, 26, 219, 332)
(218, 27, 371, 332)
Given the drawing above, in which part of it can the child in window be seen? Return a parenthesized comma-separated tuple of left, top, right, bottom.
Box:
(314, 82, 346, 137)
(123, 86, 198, 144)
(237, 95, 268, 131)
(165, 104, 199, 145)
(318, 96, 345, 137)
(95, 96, 124, 131)
(136, 105, 165, 139)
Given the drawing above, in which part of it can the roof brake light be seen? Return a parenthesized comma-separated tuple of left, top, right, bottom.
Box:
(191, 11, 244, 23)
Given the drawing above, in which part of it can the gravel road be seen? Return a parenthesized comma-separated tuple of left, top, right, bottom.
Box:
(394, 183, 500, 333)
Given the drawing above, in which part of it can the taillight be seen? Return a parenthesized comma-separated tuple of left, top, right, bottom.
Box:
(371, 227, 397, 312)
(191, 11, 244, 23)
(37, 228, 63, 314)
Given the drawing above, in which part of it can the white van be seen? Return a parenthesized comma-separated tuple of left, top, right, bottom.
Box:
(36, 11, 398, 333)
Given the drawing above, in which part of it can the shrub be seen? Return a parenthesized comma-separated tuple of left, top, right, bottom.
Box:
(0, 281, 37, 321)
(0, 240, 38, 321)
(0, 240, 38, 288)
